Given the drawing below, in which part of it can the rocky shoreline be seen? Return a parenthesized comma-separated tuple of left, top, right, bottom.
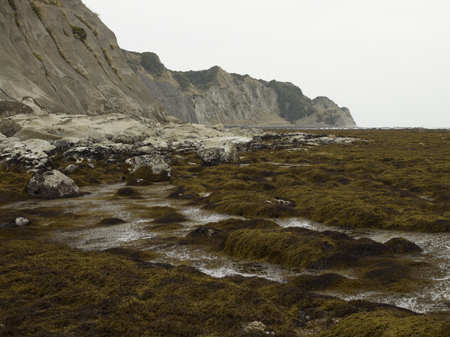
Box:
(0, 112, 353, 173)
(1, 122, 450, 336)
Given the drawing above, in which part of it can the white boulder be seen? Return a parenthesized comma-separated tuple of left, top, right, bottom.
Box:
(27, 170, 80, 199)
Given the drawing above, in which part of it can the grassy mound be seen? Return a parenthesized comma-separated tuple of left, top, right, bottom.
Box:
(2, 232, 434, 336)
(318, 309, 450, 337)
(170, 129, 450, 232)
(113, 187, 142, 198)
(182, 220, 427, 294)
(95, 218, 126, 227)
(0, 166, 31, 205)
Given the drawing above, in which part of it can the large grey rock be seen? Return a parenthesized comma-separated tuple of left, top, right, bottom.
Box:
(62, 142, 133, 162)
(0, 0, 177, 122)
(27, 170, 80, 199)
(126, 155, 171, 176)
(198, 140, 238, 166)
(0, 138, 55, 171)
(54, 137, 84, 153)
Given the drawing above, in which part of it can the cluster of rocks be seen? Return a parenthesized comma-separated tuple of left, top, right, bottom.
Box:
(0, 114, 356, 199)
(0, 130, 352, 172)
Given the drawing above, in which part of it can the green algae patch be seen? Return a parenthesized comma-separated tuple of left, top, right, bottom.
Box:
(289, 273, 356, 292)
(62, 160, 126, 187)
(171, 129, 450, 232)
(0, 166, 32, 205)
(209, 200, 298, 218)
(201, 191, 298, 218)
(101, 247, 161, 261)
(289, 258, 427, 295)
(318, 309, 450, 337)
(113, 186, 142, 198)
(0, 237, 359, 336)
(182, 219, 427, 295)
(152, 213, 187, 224)
(180, 219, 280, 251)
(168, 185, 201, 200)
(223, 229, 326, 268)
(171, 179, 207, 193)
(95, 217, 126, 227)
(141, 206, 179, 218)
(149, 223, 185, 231)
(0, 205, 81, 229)
(385, 237, 422, 254)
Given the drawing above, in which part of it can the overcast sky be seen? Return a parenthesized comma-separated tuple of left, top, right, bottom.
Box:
(81, 0, 450, 128)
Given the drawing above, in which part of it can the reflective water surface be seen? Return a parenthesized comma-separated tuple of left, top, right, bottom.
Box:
(4, 182, 450, 313)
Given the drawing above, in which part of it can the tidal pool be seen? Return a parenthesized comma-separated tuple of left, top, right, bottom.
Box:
(4, 182, 450, 313)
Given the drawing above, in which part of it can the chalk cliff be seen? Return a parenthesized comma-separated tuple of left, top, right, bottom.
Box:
(124, 50, 357, 128)
(0, 0, 175, 122)
(0, 0, 356, 128)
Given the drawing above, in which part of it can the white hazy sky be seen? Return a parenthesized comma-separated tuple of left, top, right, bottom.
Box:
(81, 0, 450, 128)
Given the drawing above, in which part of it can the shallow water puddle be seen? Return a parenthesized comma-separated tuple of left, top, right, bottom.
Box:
(276, 218, 450, 313)
(3, 182, 450, 313)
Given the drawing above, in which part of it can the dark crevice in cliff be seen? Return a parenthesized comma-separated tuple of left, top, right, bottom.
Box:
(74, 14, 132, 90)
(92, 84, 121, 114)
(0, 87, 18, 102)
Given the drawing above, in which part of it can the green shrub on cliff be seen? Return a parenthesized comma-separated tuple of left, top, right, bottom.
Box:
(172, 71, 190, 90)
(140, 52, 166, 77)
(8, 0, 16, 10)
(266, 80, 317, 123)
(183, 66, 220, 89)
(70, 25, 87, 41)
(30, 1, 46, 20)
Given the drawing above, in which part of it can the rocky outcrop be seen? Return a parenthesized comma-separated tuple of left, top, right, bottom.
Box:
(126, 155, 172, 178)
(198, 140, 238, 166)
(138, 73, 198, 124)
(289, 96, 356, 128)
(0, 113, 357, 173)
(123, 50, 357, 128)
(0, 0, 176, 122)
(0, 137, 55, 171)
(27, 169, 80, 199)
(0, 112, 161, 143)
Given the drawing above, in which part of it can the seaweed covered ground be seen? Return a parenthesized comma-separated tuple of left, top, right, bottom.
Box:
(170, 129, 450, 232)
(1, 129, 450, 336)
(1, 227, 449, 336)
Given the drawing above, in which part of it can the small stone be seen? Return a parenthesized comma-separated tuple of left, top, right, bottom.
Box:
(15, 217, 31, 227)
(243, 321, 275, 334)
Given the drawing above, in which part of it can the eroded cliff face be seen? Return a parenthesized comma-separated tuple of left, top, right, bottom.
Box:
(190, 69, 291, 127)
(124, 50, 357, 128)
(0, 0, 174, 122)
(124, 51, 291, 127)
